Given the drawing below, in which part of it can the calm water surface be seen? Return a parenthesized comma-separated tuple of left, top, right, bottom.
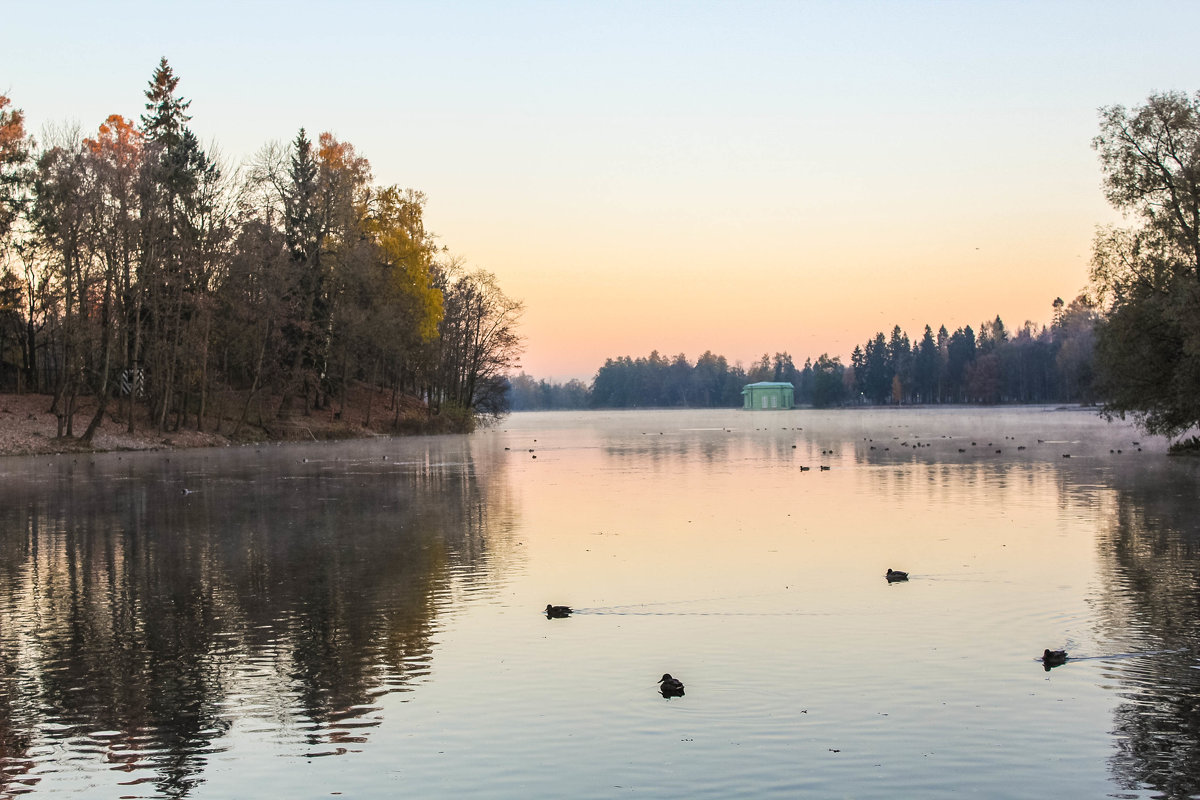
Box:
(1, 407, 1199, 798)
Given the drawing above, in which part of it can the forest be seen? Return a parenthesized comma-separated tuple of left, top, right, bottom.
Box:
(509, 296, 1098, 411)
(0, 59, 522, 442)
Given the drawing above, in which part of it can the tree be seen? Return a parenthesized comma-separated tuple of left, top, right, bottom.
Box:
(946, 326, 976, 402)
(1053, 296, 1098, 403)
(79, 116, 145, 441)
(849, 344, 865, 402)
(887, 325, 911, 402)
(31, 128, 95, 436)
(366, 185, 443, 386)
(747, 353, 772, 383)
(138, 58, 223, 431)
(0, 94, 31, 246)
(965, 353, 1001, 403)
(810, 353, 847, 408)
(691, 350, 730, 406)
(913, 325, 938, 403)
(771, 351, 798, 385)
(1, 60, 522, 436)
(0, 95, 33, 392)
(430, 265, 523, 420)
(861, 332, 891, 403)
(1091, 92, 1200, 436)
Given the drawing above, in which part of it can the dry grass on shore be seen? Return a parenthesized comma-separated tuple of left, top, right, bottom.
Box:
(0, 384, 437, 457)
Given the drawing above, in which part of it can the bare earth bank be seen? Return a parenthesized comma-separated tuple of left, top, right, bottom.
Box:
(0, 389, 434, 457)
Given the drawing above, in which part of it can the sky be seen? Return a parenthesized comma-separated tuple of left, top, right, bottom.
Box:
(4, 1, 1198, 380)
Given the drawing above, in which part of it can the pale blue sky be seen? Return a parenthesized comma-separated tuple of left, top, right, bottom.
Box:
(5, 2, 1197, 379)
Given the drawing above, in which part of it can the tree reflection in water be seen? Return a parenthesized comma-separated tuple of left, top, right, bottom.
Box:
(0, 440, 511, 797)
(1093, 460, 1200, 800)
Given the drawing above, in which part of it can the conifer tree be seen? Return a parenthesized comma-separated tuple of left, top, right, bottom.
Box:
(137, 57, 220, 430)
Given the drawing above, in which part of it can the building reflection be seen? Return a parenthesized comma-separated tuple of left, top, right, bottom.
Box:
(0, 438, 515, 797)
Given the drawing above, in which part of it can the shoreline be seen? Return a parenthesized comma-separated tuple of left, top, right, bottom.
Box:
(0, 391, 447, 458)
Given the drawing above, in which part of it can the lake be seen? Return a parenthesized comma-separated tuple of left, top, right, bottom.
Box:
(1, 407, 1198, 799)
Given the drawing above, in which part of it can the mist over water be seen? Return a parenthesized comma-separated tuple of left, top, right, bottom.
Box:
(1, 407, 1198, 798)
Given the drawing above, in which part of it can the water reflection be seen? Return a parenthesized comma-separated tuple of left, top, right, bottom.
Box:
(1093, 459, 1200, 799)
(3, 409, 1199, 799)
(0, 439, 515, 797)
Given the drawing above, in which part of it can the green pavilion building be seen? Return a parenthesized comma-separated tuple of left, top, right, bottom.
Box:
(741, 381, 795, 410)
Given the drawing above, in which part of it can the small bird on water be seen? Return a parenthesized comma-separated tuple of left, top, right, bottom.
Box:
(1042, 649, 1068, 669)
(885, 568, 909, 582)
(545, 604, 572, 618)
(658, 673, 685, 697)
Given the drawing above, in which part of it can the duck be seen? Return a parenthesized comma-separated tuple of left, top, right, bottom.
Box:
(1042, 649, 1068, 668)
(658, 673, 685, 697)
(545, 604, 572, 618)
(885, 568, 909, 582)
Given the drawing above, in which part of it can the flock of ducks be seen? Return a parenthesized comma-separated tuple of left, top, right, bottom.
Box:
(537, 429, 1098, 692)
(548, 567, 1072, 697)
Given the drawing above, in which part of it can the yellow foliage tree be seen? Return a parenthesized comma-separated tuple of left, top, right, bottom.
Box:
(368, 185, 443, 342)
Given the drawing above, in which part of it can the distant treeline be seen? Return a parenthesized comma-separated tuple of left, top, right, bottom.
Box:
(509, 296, 1098, 410)
(517, 89, 1200, 442)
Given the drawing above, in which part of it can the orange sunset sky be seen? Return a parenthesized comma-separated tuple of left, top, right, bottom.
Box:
(6, 1, 1197, 380)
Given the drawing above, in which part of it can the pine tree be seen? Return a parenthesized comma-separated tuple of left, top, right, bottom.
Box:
(140, 57, 191, 147)
(284, 128, 319, 265)
(137, 57, 219, 430)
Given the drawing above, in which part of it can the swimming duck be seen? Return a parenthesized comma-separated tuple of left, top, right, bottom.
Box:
(1042, 649, 1068, 668)
(545, 604, 572, 618)
(885, 568, 909, 582)
(658, 673, 685, 697)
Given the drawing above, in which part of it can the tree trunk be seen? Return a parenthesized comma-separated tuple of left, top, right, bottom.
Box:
(234, 318, 272, 438)
(197, 314, 210, 432)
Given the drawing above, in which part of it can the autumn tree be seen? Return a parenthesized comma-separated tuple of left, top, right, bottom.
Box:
(0, 95, 30, 247)
(362, 185, 442, 409)
(1091, 92, 1200, 437)
(887, 326, 911, 402)
(0, 95, 32, 391)
(2, 62, 523, 435)
(30, 127, 95, 435)
(79, 116, 144, 440)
